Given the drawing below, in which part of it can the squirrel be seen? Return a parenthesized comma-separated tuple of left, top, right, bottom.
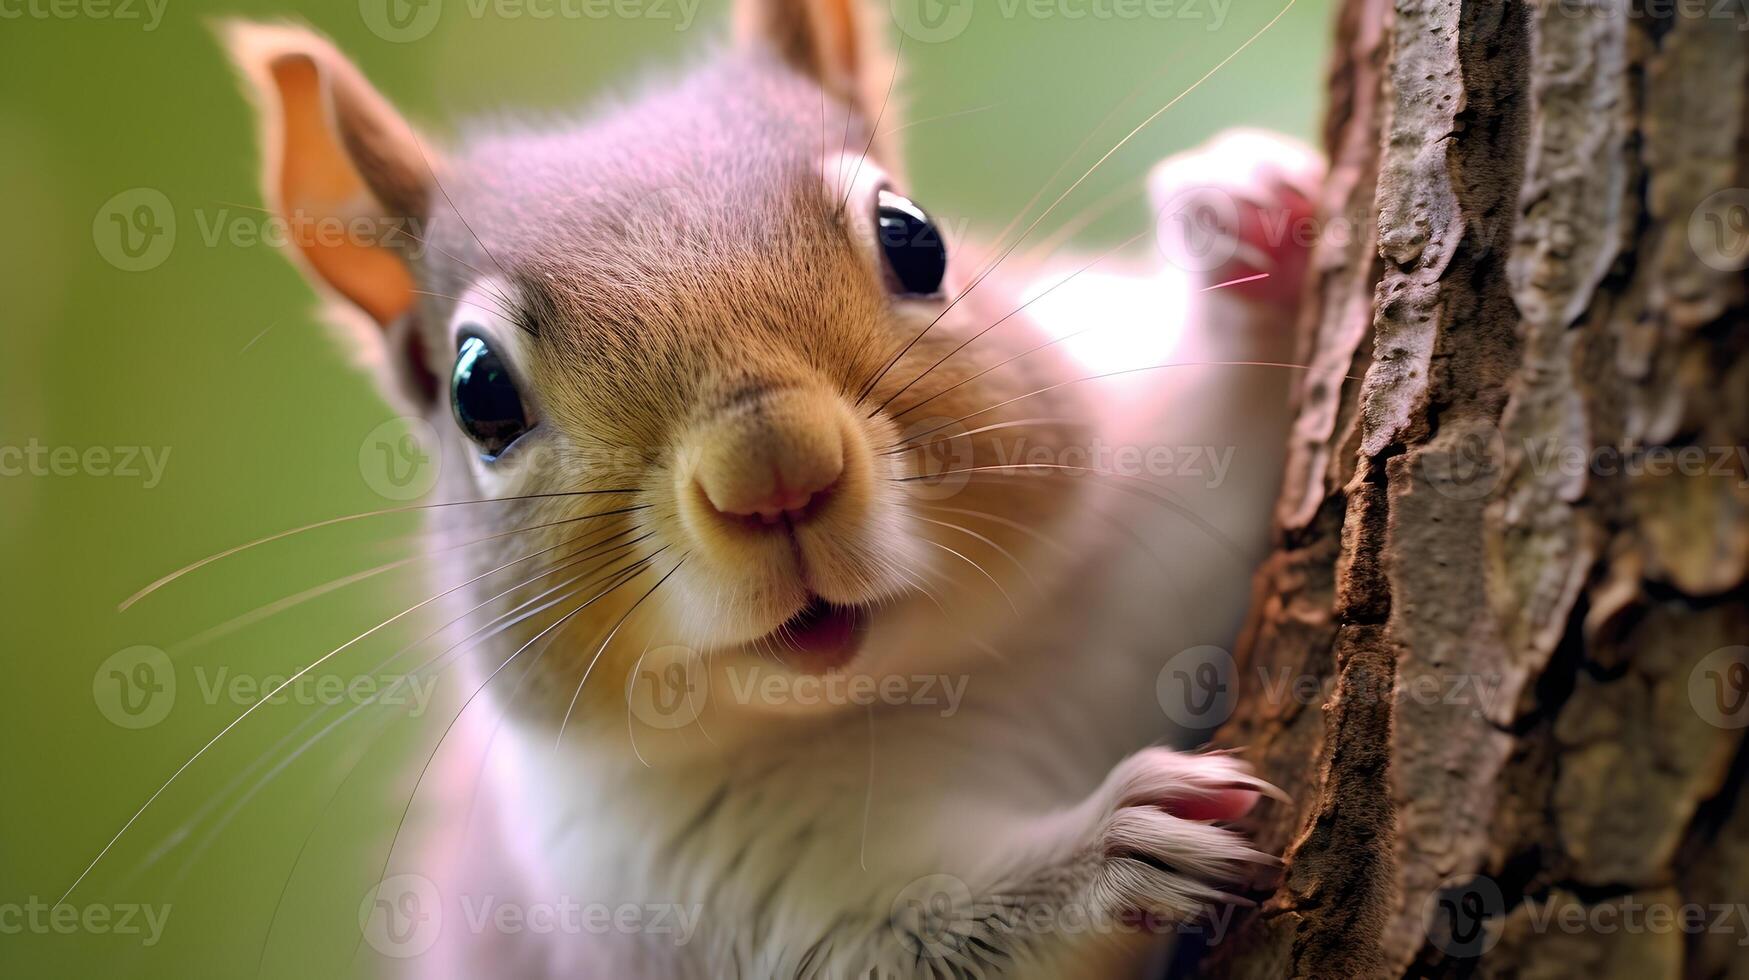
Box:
(219, 4, 1320, 976)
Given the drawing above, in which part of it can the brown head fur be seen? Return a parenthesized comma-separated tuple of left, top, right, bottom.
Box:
(224, 1, 1091, 736)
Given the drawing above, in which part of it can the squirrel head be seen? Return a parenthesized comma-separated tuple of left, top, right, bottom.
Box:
(223, 1, 1090, 732)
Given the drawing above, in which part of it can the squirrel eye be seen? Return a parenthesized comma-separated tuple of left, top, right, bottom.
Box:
(451, 332, 531, 459)
(875, 189, 947, 297)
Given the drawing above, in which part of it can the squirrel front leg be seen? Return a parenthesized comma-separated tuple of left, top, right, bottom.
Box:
(871, 748, 1281, 979)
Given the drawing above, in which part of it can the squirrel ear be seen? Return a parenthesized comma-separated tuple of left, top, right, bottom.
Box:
(734, 0, 896, 123)
(220, 20, 434, 329)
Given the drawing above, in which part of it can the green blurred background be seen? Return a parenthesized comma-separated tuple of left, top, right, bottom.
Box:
(0, 1, 1331, 975)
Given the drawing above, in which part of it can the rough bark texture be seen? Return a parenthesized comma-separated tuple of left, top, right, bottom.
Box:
(1197, 2, 1749, 977)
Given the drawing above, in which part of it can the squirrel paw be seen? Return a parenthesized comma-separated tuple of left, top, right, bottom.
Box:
(1079, 747, 1285, 918)
(1149, 128, 1324, 307)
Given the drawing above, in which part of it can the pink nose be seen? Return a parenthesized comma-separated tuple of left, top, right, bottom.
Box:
(692, 397, 846, 527)
(706, 463, 840, 524)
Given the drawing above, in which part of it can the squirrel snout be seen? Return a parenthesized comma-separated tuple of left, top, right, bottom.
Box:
(688, 390, 850, 529)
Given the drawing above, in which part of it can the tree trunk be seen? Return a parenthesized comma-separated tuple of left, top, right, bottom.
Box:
(1196, 2, 1749, 977)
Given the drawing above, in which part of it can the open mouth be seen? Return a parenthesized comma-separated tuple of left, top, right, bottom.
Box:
(767, 595, 869, 674)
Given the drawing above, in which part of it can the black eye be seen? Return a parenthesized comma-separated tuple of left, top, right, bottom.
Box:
(875, 189, 947, 297)
(451, 332, 531, 459)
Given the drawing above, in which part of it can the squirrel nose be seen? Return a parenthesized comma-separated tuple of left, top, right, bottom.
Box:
(692, 395, 846, 527)
(703, 460, 841, 524)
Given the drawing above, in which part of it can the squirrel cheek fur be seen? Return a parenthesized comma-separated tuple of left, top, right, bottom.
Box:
(224, 1, 1320, 975)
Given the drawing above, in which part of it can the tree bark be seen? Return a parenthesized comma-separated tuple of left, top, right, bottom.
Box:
(1197, 2, 1749, 977)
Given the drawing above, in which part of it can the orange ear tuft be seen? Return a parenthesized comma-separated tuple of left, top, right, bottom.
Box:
(734, 0, 898, 131)
(221, 20, 434, 327)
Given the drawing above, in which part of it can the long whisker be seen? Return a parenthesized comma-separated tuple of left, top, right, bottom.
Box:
(849, 42, 1189, 407)
(841, 34, 905, 213)
(876, 101, 1005, 139)
(880, 417, 1088, 457)
(1205, 271, 1272, 292)
(928, 475, 1195, 611)
(251, 714, 388, 979)
(920, 538, 1018, 613)
(916, 516, 1042, 595)
(206, 196, 523, 321)
(136, 539, 654, 903)
(385, 220, 521, 312)
(351, 547, 670, 965)
(126, 527, 652, 889)
(897, 462, 1240, 558)
(885, 257, 1307, 424)
(892, 325, 1100, 423)
(918, 503, 1075, 563)
(625, 636, 660, 769)
(556, 555, 690, 746)
(860, 705, 875, 872)
(898, 361, 1321, 445)
(406, 128, 528, 334)
(897, 563, 1006, 664)
(459, 552, 669, 840)
(1017, 180, 1145, 267)
(118, 488, 642, 611)
(869, 232, 1147, 417)
(834, 89, 856, 215)
(59, 512, 641, 905)
(855, 2, 1297, 404)
(410, 287, 522, 326)
(168, 505, 649, 654)
(963, 35, 1192, 268)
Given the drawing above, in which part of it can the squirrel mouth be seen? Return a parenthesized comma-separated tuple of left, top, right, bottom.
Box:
(767, 595, 868, 674)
